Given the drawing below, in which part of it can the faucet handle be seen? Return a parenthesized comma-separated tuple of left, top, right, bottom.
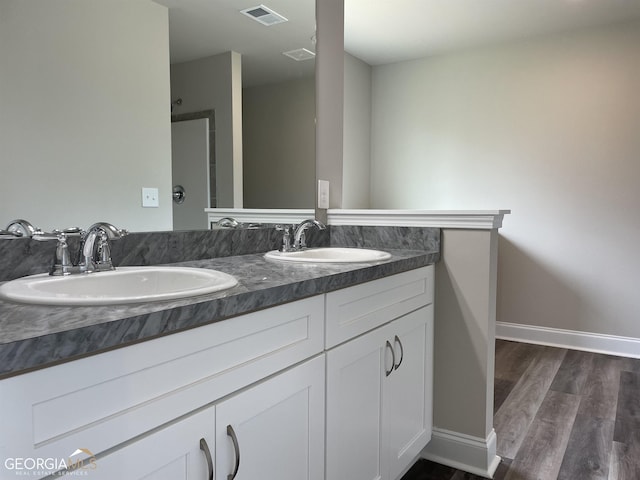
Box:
(94, 231, 116, 271)
(54, 226, 84, 236)
(32, 231, 75, 275)
(31, 230, 65, 242)
(32, 227, 83, 240)
(275, 224, 294, 252)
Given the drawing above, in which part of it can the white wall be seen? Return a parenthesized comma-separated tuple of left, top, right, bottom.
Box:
(369, 21, 640, 339)
(343, 52, 372, 209)
(0, 0, 172, 232)
(170, 52, 243, 208)
(243, 77, 316, 209)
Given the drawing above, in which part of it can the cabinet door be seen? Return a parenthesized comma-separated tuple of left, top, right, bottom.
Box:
(385, 305, 433, 480)
(215, 356, 325, 480)
(89, 408, 215, 480)
(326, 306, 433, 480)
(325, 323, 393, 480)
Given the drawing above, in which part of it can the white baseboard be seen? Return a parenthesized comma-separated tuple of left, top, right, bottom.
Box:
(496, 322, 640, 359)
(420, 428, 501, 478)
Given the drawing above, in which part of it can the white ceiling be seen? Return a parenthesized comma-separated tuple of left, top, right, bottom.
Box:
(155, 0, 640, 85)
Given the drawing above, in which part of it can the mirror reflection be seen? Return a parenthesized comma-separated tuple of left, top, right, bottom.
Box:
(0, 0, 316, 233)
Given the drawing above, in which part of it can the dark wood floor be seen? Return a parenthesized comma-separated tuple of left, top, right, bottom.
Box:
(402, 340, 640, 480)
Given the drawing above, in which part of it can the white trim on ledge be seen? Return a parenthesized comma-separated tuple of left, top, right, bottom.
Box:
(327, 209, 510, 229)
(421, 428, 501, 478)
(497, 322, 640, 359)
(205, 208, 315, 225)
(204, 208, 511, 230)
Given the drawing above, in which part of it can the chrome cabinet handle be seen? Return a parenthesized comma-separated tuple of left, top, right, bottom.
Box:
(199, 438, 214, 480)
(385, 340, 396, 377)
(227, 425, 240, 480)
(394, 335, 404, 370)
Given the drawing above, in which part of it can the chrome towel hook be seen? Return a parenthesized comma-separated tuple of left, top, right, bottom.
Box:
(172, 185, 186, 204)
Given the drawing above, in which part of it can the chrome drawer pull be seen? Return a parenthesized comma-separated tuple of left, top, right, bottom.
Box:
(394, 335, 404, 370)
(199, 438, 214, 480)
(227, 425, 240, 480)
(385, 340, 395, 377)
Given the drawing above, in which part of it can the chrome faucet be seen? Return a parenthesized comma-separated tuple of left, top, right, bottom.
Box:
(32, 222, 127, 275)
(292, 219, 326, 250)
(80, 222, 128, 273)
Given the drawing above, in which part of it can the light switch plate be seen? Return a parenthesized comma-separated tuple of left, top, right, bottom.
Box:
(142, 187, 159, 208)
(318, 180, 329, 209)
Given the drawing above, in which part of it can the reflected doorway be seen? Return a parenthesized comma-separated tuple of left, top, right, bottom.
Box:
(171, 110, 216, 230)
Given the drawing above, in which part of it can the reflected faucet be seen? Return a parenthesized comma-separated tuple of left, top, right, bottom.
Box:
(216, 217, 240, 228)
(1, 219, 41, 238)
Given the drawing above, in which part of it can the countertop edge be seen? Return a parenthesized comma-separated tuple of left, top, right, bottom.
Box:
(0, 251, 438, 378)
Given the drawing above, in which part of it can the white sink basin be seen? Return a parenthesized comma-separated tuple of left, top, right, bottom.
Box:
(0, 267, 238, 306)
(264, 247, 391, 263)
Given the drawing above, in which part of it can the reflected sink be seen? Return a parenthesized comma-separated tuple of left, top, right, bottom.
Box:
(264, 247, 392, 263)
(0, 266, 238, 306)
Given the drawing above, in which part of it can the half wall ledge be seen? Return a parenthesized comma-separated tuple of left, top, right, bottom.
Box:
(326, 209, 510, 229)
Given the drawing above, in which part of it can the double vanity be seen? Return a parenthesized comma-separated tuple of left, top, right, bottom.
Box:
(0, 223, 440, 480)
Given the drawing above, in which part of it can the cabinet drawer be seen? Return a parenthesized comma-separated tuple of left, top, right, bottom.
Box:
(325, 266, 433, 348)
(0, 295, 324, 473)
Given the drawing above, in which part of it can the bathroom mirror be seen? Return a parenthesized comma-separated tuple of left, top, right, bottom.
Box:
(0, 0, 315, 233)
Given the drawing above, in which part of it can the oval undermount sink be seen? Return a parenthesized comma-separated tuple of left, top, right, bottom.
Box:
(264, 247, 392, 263)
(0, 266, 238, 306)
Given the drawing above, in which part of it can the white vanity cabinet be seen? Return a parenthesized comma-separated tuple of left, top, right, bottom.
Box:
(325, 266, 434, 480)
(0, 264, 434, 480)
(93, 355, 325, 480)
(0, 295, 324, 479)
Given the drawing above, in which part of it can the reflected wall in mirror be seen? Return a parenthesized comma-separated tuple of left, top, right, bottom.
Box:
(0, 0, 316, 233)
(1, 0, 173, 233)
(163, 0, 317, 213)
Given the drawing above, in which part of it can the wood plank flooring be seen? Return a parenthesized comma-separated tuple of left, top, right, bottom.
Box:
(401, 340, 640, 480)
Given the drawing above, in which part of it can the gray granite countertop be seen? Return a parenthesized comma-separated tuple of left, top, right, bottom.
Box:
(0, 249, 437, 378)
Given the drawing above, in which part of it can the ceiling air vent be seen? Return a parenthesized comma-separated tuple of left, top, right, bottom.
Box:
(241, 5, 288, 26)
(283, 48, 316, 61)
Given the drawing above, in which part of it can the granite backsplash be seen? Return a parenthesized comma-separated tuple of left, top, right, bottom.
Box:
(0, 225, 440, 282)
